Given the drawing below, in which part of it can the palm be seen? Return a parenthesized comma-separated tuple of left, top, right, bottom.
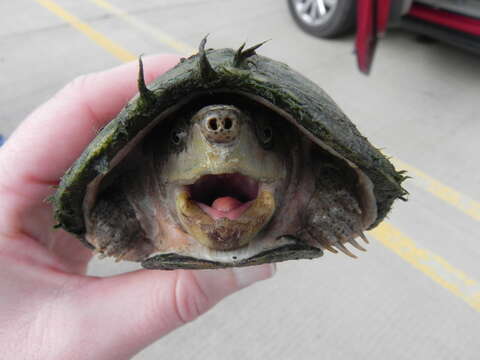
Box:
(0, 56, 273, 360)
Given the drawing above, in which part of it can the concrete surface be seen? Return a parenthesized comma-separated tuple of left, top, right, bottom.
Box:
(1, 1, 479, 359)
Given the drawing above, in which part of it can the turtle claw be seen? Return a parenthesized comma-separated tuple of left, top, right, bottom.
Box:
(348, 238, 367, 252)
(359, 232, 370, 244)
(323, 244, 339, 254)
(334, 242, 357, 259)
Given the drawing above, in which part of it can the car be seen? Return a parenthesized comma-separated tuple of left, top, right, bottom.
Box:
(287, 0, 480, 73)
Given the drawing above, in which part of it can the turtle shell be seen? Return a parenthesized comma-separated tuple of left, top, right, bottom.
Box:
(53, 39, 406, 256)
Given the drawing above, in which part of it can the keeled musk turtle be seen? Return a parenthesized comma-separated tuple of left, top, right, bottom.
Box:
(52, 38, 407, 269)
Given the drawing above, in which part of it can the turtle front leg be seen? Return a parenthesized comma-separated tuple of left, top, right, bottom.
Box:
(87, 185, 153, 262)
(297, 161, 369, 258)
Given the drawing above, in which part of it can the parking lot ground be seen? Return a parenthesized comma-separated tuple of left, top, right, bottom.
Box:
(1, 1, 479, 359)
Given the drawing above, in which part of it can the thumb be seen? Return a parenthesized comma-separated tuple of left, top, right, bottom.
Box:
(77, 265, 275, 360)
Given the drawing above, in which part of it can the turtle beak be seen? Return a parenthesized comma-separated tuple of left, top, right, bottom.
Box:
(176, 173, 276, 251)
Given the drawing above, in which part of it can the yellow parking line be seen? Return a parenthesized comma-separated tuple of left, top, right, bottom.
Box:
(33, 0, 136, 62)
(33, 0, 480, 313)
(372, 222, 480, 312)
(392, 158, 480, 223)
(87, 0, 196, 56)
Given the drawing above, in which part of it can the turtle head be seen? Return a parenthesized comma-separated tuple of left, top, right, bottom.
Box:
(161, 104, 287, 250)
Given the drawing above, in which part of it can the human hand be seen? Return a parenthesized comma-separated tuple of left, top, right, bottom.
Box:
(0, 55, 275, 360)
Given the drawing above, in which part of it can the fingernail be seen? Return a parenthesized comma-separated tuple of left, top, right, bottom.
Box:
(233, 263, 276, 288)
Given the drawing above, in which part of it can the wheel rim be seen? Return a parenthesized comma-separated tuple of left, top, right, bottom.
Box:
(292, 0, 338, 26)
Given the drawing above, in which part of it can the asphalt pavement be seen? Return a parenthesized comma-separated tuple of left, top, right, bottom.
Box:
(1, 1, 479, 359)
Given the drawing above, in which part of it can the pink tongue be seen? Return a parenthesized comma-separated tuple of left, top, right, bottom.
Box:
(197, 196, 252, 220)
(211, 196, 243, 212)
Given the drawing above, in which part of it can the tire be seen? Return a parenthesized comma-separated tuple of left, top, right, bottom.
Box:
(287, 0, 356, 38)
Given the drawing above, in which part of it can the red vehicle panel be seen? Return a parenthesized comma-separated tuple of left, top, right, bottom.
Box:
(355, 0, 480, 73)
(408, 3, 480, 36)
(288, 0, 480, 74)
(355, 0, 391, 74)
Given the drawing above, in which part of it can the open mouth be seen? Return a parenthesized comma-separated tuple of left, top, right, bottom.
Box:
(187, 173, 259, 220)
(176, 172, 275, 250)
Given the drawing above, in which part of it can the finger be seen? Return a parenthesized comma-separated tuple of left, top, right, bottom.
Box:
(0, 54, 180, 202)
(75, 265, 275, 359)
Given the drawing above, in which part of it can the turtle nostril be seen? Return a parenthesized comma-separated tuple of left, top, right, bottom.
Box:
(224, 117, 232, 130)
(208, 118, 218, 131)
(199, 108, 241, 143)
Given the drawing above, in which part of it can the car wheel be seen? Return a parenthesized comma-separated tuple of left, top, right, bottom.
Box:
(287, 0, 356, 38)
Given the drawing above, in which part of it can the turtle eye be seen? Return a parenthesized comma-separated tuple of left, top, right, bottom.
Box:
(263, 127, 273, 143)
(258, 124, 273, 149)
(171, 129, 184, 145)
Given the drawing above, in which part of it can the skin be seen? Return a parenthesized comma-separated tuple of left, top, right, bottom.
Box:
(0, 55, 275, 360)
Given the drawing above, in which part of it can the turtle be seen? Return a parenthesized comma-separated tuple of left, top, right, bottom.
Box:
(52, 37, 407, 270)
